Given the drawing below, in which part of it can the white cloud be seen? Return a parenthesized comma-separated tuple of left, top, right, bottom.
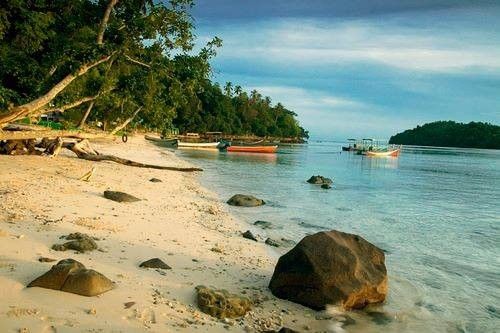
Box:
(209, 18, 500, 73)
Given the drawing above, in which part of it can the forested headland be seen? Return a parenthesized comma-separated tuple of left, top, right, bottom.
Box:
(0, 0, 307, 140)
(389, 121, 500, 149)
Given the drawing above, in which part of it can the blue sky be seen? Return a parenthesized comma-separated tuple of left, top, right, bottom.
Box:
(191, 1, 500, 139)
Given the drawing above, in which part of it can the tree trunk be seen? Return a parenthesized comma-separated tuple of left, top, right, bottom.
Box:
(110, 106, 142, 135)
(97, 0, 119, 45)
(77, 101, 95, 128)
(0, 54, 114, 127)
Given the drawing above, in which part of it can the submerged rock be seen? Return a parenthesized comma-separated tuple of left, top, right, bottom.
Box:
(269, 230, 387, 310)
(254, 220, 273, 229)
(264, 328, 300, 333)
(195, 285, 252, 319)
(139, 258, 171, 270)
(321, 184, 332, 189)
(227, 194, 265, 207)
(265, 238, 281, 247)
(52, 233, 98, 253)
(103, 190, 141, 203)
(28, 259, 114, 296)
(306, 175, 333, 185)
(242, 230, 258, 242)
(38, 257, 57, 263)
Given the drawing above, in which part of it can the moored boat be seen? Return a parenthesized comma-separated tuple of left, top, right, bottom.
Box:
(366, 148, 401, 157)
(145, 135, 178, 148)
(227, 145, 278, 153)
(178, 141, 224, 150)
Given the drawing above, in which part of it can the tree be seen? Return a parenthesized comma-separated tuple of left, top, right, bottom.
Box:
(0, 0, 198, 128)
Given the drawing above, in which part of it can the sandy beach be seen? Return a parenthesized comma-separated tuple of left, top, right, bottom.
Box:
(0, 136, 335, 333)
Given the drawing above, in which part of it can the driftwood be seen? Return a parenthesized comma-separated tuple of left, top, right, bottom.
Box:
(66, 139, 202, 172)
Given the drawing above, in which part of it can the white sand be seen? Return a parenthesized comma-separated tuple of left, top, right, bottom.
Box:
(0, 136, 336, 333)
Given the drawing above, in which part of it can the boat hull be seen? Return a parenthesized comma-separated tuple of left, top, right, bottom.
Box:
(366, 149, 400, 157)
(227, 145, 278, 153)
(178, 141, 222, 150)
(145, 135, 178, 148)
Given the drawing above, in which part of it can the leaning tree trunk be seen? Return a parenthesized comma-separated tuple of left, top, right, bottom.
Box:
(0, 54, 114, 127)
(97, 0, 119, 45)
(77, 101, 95, 128)
(110, 106, 142, 135)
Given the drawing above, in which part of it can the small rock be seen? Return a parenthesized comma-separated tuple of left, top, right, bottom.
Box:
(87, 308, 97, 315)
(149, 178, 162, 183)
(139, 258, 171, 270)
(227, 194, 265, 207)
(254, 220, 273, 229)
(306, 175, 333, 185)
(195, 285, 252, 319)
(211, 247, 223, 253)
(38, 257, 57, 263)
(52, 233, 98, 253)
(265, 238, 281, 247)
(28, 259, 114, 296)
(124, 301, 136, 309)
(103, 190, 141, 203)
(242, 230, 258, 242)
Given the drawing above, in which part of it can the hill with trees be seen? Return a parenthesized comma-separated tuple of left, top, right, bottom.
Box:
(389, 121, 500, 149)
(0, 0, 307, 140)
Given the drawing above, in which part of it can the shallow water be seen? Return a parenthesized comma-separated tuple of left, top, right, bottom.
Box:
(175, 142, 500, 332)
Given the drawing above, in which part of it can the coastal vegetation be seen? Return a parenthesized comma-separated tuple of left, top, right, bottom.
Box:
(0, 0, 306, 140)
(389, 121, 500, 149)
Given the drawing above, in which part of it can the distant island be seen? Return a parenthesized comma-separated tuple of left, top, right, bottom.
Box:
(389, 121, 500, 149)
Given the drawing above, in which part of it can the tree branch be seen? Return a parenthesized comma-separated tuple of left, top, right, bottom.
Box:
(124, 54, 151, 68)
(97, 0, 119, 45)
(0, 53, 115, 127)
(110, 106, 142, 135)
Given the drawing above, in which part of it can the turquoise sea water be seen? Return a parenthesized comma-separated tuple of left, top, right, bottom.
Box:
(175, 142, 500, 332)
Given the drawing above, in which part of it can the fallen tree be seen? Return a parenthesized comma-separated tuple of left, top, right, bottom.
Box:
(0, 133, 202, 172)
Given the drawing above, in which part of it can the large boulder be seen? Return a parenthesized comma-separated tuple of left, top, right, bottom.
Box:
(195, 286, 252, 319)
(269, 230, 387, 310)
(28, 259, 114, 296)
(227, 194, 265, 207)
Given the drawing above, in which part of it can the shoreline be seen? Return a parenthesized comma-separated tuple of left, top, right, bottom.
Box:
(0, 136, 336, 333)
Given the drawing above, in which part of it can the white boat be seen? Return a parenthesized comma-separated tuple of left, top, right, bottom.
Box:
(178, 141, 222, 150)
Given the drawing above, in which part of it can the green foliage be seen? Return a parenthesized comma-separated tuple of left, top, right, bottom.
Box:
(172, 80, 306, 138)
(389, 121, 500, 149)
(0, 0, 306, 139)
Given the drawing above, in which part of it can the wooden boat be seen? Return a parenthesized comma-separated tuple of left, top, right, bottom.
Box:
(178, 141, 222, 150)
(145, 135, 178, 148)
(366, 148, 400, 157)
(227, 145, 278, 153)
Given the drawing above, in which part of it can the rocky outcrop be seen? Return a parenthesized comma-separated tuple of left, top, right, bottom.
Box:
(306, 175, 333, 185)
(195, 285, 252, 319)
(242, 230, 258, 242)
(139, 258, 171, 270)
(104, 190, 141, 203)
(28, 259, 114, 296)
(52, 233, 98, 253)
(227, 194, 265, 207)
(269, 230, 387, 310)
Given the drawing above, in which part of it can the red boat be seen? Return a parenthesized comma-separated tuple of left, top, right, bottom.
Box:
(227, 145, 278, 154)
